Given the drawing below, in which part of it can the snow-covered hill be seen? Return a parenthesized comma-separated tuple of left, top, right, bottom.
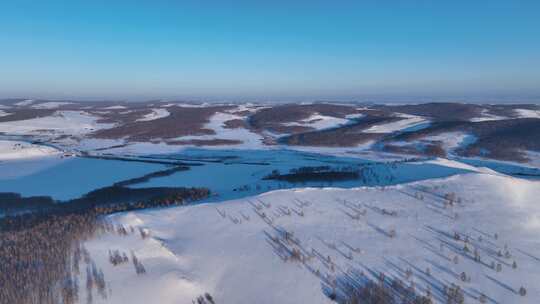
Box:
(0, 140, 60, 160)
(80, 172, 540, 303)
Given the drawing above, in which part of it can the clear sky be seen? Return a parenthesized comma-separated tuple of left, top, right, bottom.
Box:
(1, 0, 539, 102)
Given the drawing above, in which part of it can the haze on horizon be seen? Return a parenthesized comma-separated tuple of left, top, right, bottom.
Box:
(1, 1, 539, 103)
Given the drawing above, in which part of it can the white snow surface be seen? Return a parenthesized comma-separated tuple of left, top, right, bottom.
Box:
(0, 111, 114, 136)
(514, 109, 540, 119)
(135, 108, 170, 122)
(0, 110, 11, 117)
(103, 105, 127, 110)
(31, 102, 73, 109)
(81, 172, 540, 304)
(226, 103, 265, 114)
(470, 110, 507, 122)
(422, 132, 477, 153)
(363, 114, 427, 133)
(524, 151, 540, 168)
(282, 113, 349, 131)
(172, 112, 265, 149)
(344, 113, 365, 119)
(0, 140, 60, 160)
(14, 99, 35, 106)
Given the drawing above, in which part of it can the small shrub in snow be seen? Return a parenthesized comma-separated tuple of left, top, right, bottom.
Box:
(131, 252, 146, 275)
(139, 227, 150, 239)
(444, 284, 465, 304)
(473, 248, 481, 262)
(290, 248, 303, 262)
(519, 286, 527, 296)
(405, 268, 413, 280)
(193, 293, 216, 304)
(108, 249, 129, 266)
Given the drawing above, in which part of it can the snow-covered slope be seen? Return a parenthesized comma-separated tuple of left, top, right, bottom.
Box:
(135, 108, 170, 122)
(31, 101, 74, 109)
(470, 109, 507, 122)
(0, 140, 60, 160)
(363, 114, 427, 133)
(0, 111, 113, 136)
(282, 113, 349, 131)
(172, 111, 265, 149)
(514, 109, 540, 119)
(81, 172, 540, 304)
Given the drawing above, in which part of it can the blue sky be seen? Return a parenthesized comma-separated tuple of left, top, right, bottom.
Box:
(1, 1, 539, 102)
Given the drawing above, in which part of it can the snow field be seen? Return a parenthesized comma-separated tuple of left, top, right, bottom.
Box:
(81, 172, 540, 303)
(0, 140, 60, 161)
(0, 111, 114, 136)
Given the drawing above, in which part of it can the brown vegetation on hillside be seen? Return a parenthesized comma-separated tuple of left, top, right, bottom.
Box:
(93, 106, 234, 141)
(386, 118, 540, 162)
(248, 103, 363, 134)
(223, 119, 246, 129)
(0, 109, 56, 122)
(281, 115, 401, 147)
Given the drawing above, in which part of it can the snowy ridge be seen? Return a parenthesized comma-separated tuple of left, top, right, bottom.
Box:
(82, 172, 540, 303)
(282, 113, 350, 131)
(0, 111, 114, 136)
(363, 114, 427, 133)
(31, 102, 73, 109)
(136, 108, 170, 122)
(514, 109, 540, 119)
(470, 110, 507, 122)
(14, 99, 35, 106)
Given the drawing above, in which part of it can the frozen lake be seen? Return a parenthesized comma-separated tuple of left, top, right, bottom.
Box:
(129, 148, 475, 201)
(0, 148, 476, 202)
(0, 157, 165, 201)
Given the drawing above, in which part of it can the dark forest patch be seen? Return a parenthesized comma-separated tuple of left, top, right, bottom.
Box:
(263, 166, 360, 183)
